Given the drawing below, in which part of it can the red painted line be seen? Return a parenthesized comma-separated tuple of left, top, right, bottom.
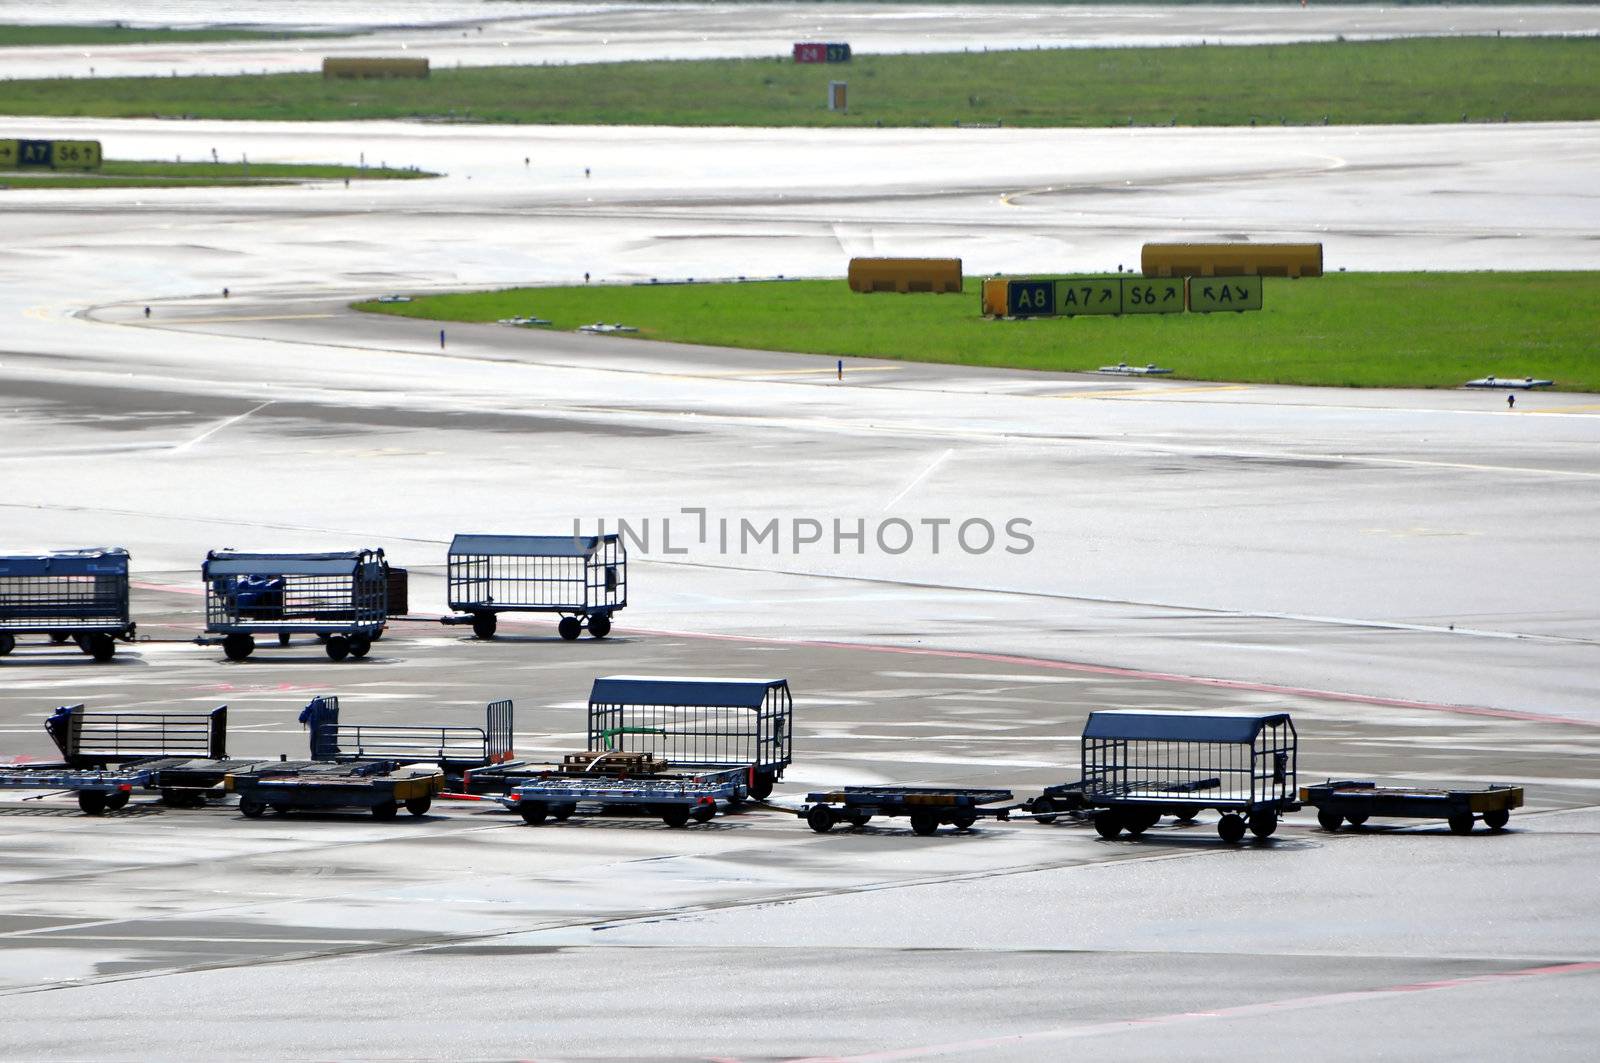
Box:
(623, 626, 1596, 728)
(786, 961, 1600, 1062)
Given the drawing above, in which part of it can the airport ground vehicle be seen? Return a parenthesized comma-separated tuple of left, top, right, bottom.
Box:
(300, 694, 513, 784)
(442, 534, 625, 640)
(202, 549, 388, 661)
(1301, 780, 1523, 835)
(587, 675, 791, 799)
(800, 786, 1015, 835)
(1067, 710, 1300, 842)
(0, 548, 135, 662)
(226, 760, 444, 819)
(494, 764, 750, 827)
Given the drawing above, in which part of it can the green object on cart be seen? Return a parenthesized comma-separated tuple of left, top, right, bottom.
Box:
(599, 726, 664, 751)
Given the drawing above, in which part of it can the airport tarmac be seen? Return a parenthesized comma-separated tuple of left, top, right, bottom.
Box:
(4, 3, 1598, 79)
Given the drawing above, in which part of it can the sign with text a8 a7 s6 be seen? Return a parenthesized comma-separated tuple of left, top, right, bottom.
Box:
(1054, 278, 1122, 316)
(1119, 277, 1185, 315)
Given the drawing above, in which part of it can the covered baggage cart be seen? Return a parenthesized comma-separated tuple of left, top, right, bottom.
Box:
(800, 786, 1015, 836)
(225, 760, 443, 819)
(202, 549, 388, 661)
(443, 533, 625, 640)
(300, 694, 513, 784)
(1301, 780, 1523, 835)
(0, 548, 134, 661)
(1077, 710, 1299, 842)
(587, 675, 792, 799)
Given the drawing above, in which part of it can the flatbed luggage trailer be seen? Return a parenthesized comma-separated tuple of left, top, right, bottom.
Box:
(443, 534, 625, 640)
(226, 760, 444, 819)
(1302, 780, 1524, 835)
(587, 675, 792, 800)
(0, 703, 234, 813)
(496, 765, 750, 827)
(202, 549, 388, 661)
(1078, 710, 1299, 842)
(800, 786, 1015, 836)
(0, 548, 135, 662)
(300, 694, 514, 784)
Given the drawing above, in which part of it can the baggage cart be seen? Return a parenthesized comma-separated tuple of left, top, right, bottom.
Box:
(442, 533, 625, 640)
(800, 786, 1015, 836)
(1301, 780, 1524, 835)
(202, 549, 388, 661)
(587, 676, 792, 799)
(494, 765, 750, 827)
(1018, 780, 1094, 823)
(299, 694, 513, 783)
(0, 548, 135, 662)
(225, 759, 444, 819)
(1075, 710, 1299, 842)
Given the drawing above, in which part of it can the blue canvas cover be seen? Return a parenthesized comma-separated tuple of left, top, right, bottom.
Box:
(1082, 710, 1290, 743)
(589, 675, 786, 709)
(449, 534, 610, 558)
(0, 548, 129, 577)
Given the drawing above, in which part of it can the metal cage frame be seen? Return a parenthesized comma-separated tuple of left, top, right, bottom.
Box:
(586, 676, 792, 784)
(302, 694, 514, 772)
(0, 548, 132, 637)
(1080, 710, 1298, 814)
(203, 549, 388, 636)
(446, 534, 626, 618)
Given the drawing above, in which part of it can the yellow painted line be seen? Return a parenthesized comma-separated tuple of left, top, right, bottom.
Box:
(1529, 403, 1600, 415)
(145, 313, 337, 325)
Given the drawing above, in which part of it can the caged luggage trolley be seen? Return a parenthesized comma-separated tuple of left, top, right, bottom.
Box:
(0, 548, 135, 662)
(443, 533, 625, 640)
(299, 694, 514, 784)
(587, 676, 792, 799)
(1075, 710, 1299, 843)
(202, 549, 389, 661)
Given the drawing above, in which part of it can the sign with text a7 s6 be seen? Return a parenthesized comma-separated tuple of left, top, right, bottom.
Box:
(1120, 277, 1184, 315)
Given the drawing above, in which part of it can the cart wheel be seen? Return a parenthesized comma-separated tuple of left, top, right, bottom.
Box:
(222, 633, 255, 661)
(0, 633, 13, 657)
(692, 804, 716, 824)
(553, 803, 577, 821)
(238, 796, 267, 819)
(77, 790, 109, 816)
(588, 614, 612, 639)
(49, 632, 70, 645)
(1345, 813, 1370, 828)
(1448, 812, 1475, 835)
(805, 805, 836, 833)
(1217, 814, 1247, 843)
(405, 797, 432, 817)
(910, 811, 941, 836)
(325, 636, 350, 661)
(951, 812, 978, 831)
(1483, 808, 1510, 831)
(348, 635, 372, 659)
(1093, 810, 1123, 839)
(1247, 810, 1278, 839)
(662, 806, 692, 828)
(558, 617, 582, 641)
(748, 772, 775, 801)
(1317, 808, 1344, 832)
(519, 803, 549, 825)
(471, 613, 497, 640)
(371, 800, 399, 821)
(1031, 796, 1058, 825)
(1172, 809, 1197, 823)
(277, 632, 292, 647)
(87, 634, 116, 662)
(848, 813, 872, 829)
(103, 791, 130, 812)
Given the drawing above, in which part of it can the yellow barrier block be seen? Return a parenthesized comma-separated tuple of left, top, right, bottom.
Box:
(848, 257, 962, 294)
(322, 57, 430, 79)
(981, 277, 1009, 316)
(1143, 242, 1322, 279)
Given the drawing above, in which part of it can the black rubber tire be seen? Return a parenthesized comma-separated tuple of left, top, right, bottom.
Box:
(49, 632, 70, 645)
(661, 806, 691, 828)
(951, 812, 978, 831)
(222, 633, 254, 661)
(1172, 809, 1198, 823)
(325, 636, 350, 661)
(558, 616, 582, 641)
(348, 635, 372, 659)
(910, 811, 941, 836)
(238, 796, 267, 819)
(0, 633, 13, 656)
(1346, 812, 1370, 827)
(105, 791, 130, 812)
(691, 803, 716, 823)
(1217, 814, 1247, 843)
(277, 632, 292, 646)
(519, 803, 549, 825)
(78, 790, 109, 815)
(1317, 808, 1344, 832)
(1448, 812, 1475, 835)
(848, 814, 872, 829)
(371, 800, 399, 821)
(1248, 810, 1278, 839)
(1483, 808, 1510, 831)
(588, 614, 611, 639)
(87, 634, 116, 661)
(1093, 810, 1123, 839)
(748, 772, 775, 802)
(553, 803, 577, 821)
(1031, 796, 1058, 825)
(806, 805, 836, 833)
(405, 797, 431, 817)
(471, 613, 497, 640)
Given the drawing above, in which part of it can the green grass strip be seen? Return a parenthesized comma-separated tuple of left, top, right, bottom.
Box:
(0, 25, 331, 48)
(356, 273, 1600, 391)
(0, 160, 434, 189)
